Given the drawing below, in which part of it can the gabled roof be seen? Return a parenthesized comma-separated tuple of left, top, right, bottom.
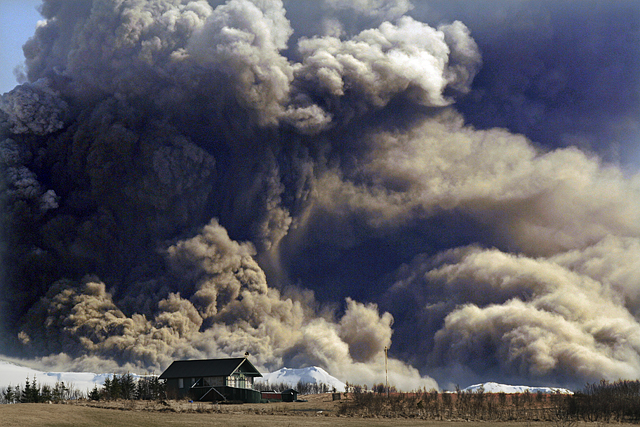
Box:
(159, 357, 262, 379)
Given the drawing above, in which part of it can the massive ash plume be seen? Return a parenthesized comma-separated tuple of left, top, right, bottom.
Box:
(0, 0, 639, 390)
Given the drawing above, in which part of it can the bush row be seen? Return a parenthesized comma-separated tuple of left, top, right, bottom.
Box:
(337, 380, 640, 423)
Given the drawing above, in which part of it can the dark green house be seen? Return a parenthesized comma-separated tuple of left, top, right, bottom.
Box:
(159, 357, 263, 403)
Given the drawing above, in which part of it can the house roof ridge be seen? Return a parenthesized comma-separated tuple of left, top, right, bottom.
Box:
(159, 357, 262, 379)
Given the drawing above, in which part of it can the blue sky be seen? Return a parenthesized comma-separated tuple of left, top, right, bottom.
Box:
(0, 0, 42, 94)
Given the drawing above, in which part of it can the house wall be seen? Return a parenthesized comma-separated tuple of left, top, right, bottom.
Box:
(261, 392, 283, 401)
(166, 377, 205, 399)
(282, 390, 298, 402)
(221, 386, 262, 403)
(205, 376, 225, 387)
(163, 370, 261, 402)
(166, 378, 190, 399)
(188, 385, 262, 403)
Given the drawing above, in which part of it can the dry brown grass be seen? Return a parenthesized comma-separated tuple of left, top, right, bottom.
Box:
(0, 403, 635, 427)
(0, 394, 637, 427)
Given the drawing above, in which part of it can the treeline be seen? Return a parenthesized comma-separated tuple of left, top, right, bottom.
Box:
(1, 374, 166, 404)
(88, 374, 166, 401)
(567, 380, 640, 423)
(338, 386, 570, 420)
(296, 380, 336, 394)
(1, 377, 83, 403)
(338, 380, 640, 423)
(254, 380, 336, 394)
(346, 382, 398, 394)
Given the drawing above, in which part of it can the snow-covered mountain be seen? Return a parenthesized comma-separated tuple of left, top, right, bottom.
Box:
(463, 382, 573, 394)
(257, 366, 346, 392)
(0, 359, 111, 392)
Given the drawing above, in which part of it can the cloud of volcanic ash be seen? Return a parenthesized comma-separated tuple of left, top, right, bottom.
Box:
(298, 106, 640, 387)
(16, 219, 435, 389)
(1, 0, 639, 391)
(382, 236, 640, 389)
(0, 0, 481, 389)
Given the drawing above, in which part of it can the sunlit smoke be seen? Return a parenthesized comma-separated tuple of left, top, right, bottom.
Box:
(1, 0, 639, 390)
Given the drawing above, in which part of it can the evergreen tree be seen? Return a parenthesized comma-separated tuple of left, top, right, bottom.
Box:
(89, 385, 101, 401)
(111, 375, 121, 399)
(52, 381, 65, 403)
(40, 384, 52, 402)
(152, 377, 166, 400)
(103, 377, 112, 399)
(13, 385, 21, 403)
(136, 377, 156, 400)
(3, 385, 15, 404)
(30, 376, 40, 403)
(121, 373, 135, 400)
(21, 377, 31, 403)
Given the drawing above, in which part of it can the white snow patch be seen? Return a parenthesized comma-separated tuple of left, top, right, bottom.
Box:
(257, 366, 347, 392)
(0, 359, 112, 393)
(463, 381, 573, 394)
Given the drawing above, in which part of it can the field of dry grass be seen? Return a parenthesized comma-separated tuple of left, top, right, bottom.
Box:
(0, 403, 626, 427)
(1, 393, 638, 427)
(0, 394, 342, 427)
(0, 403, 380, 427)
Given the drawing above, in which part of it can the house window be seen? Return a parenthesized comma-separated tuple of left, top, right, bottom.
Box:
(237, 376, 247, 389)
(179, 378, 184, 388)
(226, 375, 252, 389)
(205, 377, 224, 386)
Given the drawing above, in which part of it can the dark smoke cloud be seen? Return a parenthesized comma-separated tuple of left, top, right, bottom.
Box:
(0, 80, 67, 135)
(1, 0, 639, 390)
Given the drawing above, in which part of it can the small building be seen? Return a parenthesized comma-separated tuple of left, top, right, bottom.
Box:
(281, 388, 298, 402)
(260, 391, 283, 401)
(159, 357, 262, 403)
(260, 388, 298, 402)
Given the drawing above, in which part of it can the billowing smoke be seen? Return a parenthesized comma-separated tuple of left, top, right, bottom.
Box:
(1, 0, 639, 390)
(385, 237, 640, 389)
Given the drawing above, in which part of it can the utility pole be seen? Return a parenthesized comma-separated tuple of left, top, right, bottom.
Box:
(384, 346, 389, 398)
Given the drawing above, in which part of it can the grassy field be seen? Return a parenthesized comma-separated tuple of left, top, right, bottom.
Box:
(0, 404, 622, 427)
(0, 403, 399, 427)
(2, 392, 639, 427)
